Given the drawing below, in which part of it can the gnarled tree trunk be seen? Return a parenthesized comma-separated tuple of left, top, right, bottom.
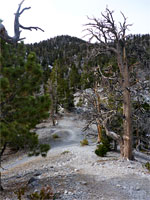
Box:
(96, 119, 102, 143)
(117, 44, 133, 159)
(85, 8, 134, 160)
(122, 57, 133, 159)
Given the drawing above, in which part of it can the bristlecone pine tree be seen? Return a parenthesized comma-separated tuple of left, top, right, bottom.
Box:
(85, 8, 134, 160)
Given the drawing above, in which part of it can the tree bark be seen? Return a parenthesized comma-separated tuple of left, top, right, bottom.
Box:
(0, 143, 7, 191)
(122, 66, 133, 159)
(120, 46, 133, 159)
(94, 77, 103, 143)
(0, 39, 3, 191)
(96, 119, 102, 143)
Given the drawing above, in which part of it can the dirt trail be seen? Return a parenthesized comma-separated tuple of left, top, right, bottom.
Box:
(2, 113, 85, 171)
(1, 113, 150, 200)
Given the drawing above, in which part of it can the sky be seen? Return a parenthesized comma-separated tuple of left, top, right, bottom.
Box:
(0, 0, 150, 44)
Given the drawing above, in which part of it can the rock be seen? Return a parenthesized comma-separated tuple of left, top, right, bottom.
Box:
(28, 177, 37, 184)
(16, 175, 22, 178)
(34, 171, 42, 176)
(74, 168, 79, 172)
(64, 190, 68, 194)
(68, 191, 73, 195)
(116, 184, 121, 187)
(135, 186, 141, 191)
(80, 181, 87, 185)
(28, 177, 40, 187)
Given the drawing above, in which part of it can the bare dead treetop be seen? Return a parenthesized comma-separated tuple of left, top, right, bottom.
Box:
(0, 0, 44, 44)
(84, 8, 132, 54)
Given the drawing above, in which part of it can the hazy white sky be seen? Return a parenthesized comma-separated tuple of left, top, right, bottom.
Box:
(0, 0, 150, 44)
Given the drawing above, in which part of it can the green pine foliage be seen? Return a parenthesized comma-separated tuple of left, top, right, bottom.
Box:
(50, 59, 74, 111)
(80, 138, 89, 146)
(0, 41, 51, 157)
(95, 130, 111, 157)
(145, 162, 150, 172)
(80, 64, 95, 90)
(69, 64, 81, 91)
(95, 144, 108, 157)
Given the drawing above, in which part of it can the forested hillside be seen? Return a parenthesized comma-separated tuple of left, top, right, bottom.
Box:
(26, 34, 150, 83)
(26, 34, 150, 105)
(26, 35, 88, 67)
(20, 35, 150, 148)
(27, 34, 149, 64)
(1, 34, 150, 156)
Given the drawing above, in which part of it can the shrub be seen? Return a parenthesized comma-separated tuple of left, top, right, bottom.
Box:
(95, 144, 108, 157)
(80, 138, 89, 146)
(14, 185, 54, 200)
(145, 162, 150, 171)
(29, 185, 54, 199)
(52, 134, 60, 139)
(61, 150, 70, 155)
(14, 187, 26, 200)
(101, 137, 111, 151)
(101, 129, 112, 151)
(76, 98, 83, 107)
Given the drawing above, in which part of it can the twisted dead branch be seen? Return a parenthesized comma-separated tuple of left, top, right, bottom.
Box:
(0, 0, 44, 44)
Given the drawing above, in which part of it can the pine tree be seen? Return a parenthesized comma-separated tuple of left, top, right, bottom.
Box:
(0, 41, 51, 161)
(50, 60, 74, 111)
(69, 64, 81, 91)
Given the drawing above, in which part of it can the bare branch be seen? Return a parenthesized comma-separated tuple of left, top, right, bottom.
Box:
(102, 111, 121, 141)
(19, 25, 44, 32)
(0, 0, 44, 44)
(84, 7, 133, 57)
(98, 66, 116, 80)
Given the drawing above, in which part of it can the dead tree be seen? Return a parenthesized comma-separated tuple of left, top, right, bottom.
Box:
(92, 67, 103, 143)
(84, 8, 133, 160)
(47, 79, 58, 126)
(81, 85, 121, 144)
(0, 0, 44, 44)
(82, 87, 103, 143)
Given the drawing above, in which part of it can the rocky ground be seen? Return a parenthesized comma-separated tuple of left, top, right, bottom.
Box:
(1, 113, 150, 200)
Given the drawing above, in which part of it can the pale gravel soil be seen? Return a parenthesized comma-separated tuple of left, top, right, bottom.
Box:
(1, 113, 150, 200)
